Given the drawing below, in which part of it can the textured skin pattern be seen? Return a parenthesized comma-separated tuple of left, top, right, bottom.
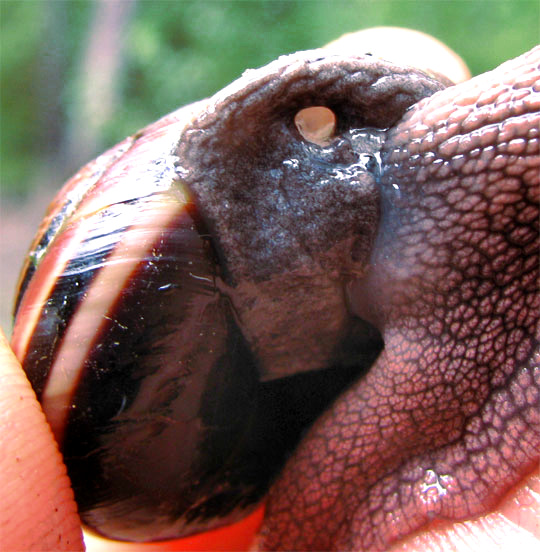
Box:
(11, 50, 445, 539)
(259, 47, 540, 551)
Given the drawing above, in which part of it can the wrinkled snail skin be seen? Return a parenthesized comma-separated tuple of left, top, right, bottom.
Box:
(259, 47, 540, 551)
(10, 39, 539, 548)
(11, 49, 445, 542)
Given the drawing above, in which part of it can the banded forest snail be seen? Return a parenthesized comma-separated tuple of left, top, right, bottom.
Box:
(9, 27, 540, 550)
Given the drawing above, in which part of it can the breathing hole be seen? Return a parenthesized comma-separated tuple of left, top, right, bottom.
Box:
(294, 106, 336, 146)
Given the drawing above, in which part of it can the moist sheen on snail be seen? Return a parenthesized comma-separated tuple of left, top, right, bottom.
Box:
(11, 49, 444, 541)
(11, 38, 540, 548)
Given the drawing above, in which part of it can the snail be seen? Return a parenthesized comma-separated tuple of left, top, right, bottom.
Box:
(9, 28, 539, 550)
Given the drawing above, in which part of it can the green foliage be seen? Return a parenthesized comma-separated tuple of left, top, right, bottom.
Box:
(1, 0, 539, 198)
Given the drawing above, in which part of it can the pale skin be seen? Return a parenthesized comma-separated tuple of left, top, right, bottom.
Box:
(2, 29, 539, 551)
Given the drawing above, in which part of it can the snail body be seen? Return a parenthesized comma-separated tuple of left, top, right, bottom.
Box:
(12, 50, 442, 541)
(10, 35, 540, 549)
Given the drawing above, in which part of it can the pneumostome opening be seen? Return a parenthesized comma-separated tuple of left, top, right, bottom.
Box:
(294, 106, 336, 146)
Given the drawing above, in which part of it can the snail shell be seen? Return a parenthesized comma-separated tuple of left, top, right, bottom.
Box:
(11, 50, 446, 541)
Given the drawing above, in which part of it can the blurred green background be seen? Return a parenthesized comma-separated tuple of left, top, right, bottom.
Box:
(0, 0, 538, 332)
(1, 0, 539, 200)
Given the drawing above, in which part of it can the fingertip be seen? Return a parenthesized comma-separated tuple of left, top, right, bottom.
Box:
(324, 27, 471, 84)
(0, 328, 84, 551)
